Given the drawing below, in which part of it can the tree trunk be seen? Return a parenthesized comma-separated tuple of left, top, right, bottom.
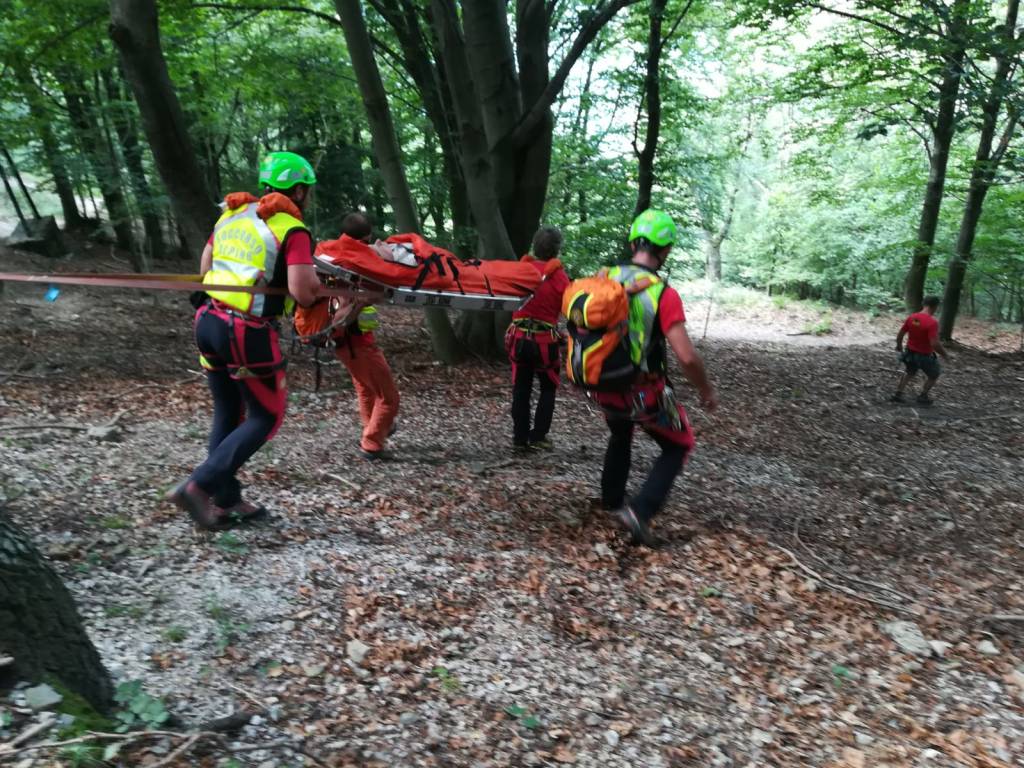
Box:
(0, 512, 113, 712)
(904, 1, 969, 311)
(432, 0, 519, 357)
(431, 0, 516, 263)
(634, 0, 666, 218)
(0, 159, 28, 230)
(335, 0, 462, 363)
(60, 76, 137, 253)
(335, 0, 420, 233)
(939, 0, 1020, 340)
(103, 65, 166, 264)
(15, 65, 84, 229)
(109, 0, 218, 257)
(705, 233, 722, 281)
(0, 144, 41, 220)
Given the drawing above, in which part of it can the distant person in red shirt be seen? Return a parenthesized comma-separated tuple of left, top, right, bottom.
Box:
(506, 226, 570, 451)
(892, 295, 948, 405)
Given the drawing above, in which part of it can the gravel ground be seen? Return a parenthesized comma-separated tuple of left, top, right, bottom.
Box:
(1, 246, 1022, 767)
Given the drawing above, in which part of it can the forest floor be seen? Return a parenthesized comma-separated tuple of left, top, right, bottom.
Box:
(1, 243, 1022, 768)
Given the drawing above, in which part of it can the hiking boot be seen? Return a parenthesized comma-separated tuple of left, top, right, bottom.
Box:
(168, 481, 233, 531)
(916, 394, 934, 406)
(617, 506, 659, 548)
(890, 392, 905, 403)
(359, 447, 386, 461)
(512, 442, 533, 454)
(220, 500, 269, 524)
(529, 438, 553, 451)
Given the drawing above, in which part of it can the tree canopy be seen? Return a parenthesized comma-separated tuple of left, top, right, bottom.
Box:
(1, 0, 1022, 342)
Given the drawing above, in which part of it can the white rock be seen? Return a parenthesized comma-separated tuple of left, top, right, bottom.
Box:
(347, 639, 370, 664)
(880, 621, 931, 657)
(977, 640, 1000, 656)
(604, 729, 620, 747)
(749, 728, 773, 747)
(928, 641, 951, 658)
(854, 732, 875, 747)
(24, 684, 62, 711)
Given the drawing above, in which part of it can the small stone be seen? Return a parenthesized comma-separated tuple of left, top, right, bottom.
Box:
(604, 730, 620, 747)
(919, 748, 942, 761)
(749, 728, 773, 747)
(347, 639, 370, 664)
(302, 663, 325, 677)
(86, 425, 122, 442)
(593, 543, 613, 558)
(584, 713, 602, 727)
(880, 621, 931, 657)
(928, 641, 951, 658)
(976, 640, 1000, 656)
(854, 732, 875, 747)
(24, 684, 62, 711)
(399, 712, 419, 726)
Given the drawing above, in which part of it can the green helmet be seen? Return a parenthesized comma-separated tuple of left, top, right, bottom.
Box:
(629, 209, 676, 247)
(258, 151, 317, 191)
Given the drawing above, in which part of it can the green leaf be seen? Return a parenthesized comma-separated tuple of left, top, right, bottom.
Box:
(504, 705, 526, 717)
(700, 586, 721, 598)
(520, 715, 541, 730)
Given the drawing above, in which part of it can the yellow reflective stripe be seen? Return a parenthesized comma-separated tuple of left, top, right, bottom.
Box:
(357, 306, 379, 332)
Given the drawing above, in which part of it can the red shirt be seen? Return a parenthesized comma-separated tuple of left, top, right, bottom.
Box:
(513, 260, 570, 324)
(658, 285, 686, 333)
(901, 311, 938, 354)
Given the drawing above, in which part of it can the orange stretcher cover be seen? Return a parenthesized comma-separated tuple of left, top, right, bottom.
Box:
(315, 234, 543, 297)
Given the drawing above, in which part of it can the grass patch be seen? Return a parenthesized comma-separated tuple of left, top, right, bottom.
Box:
(804, 310, 834, 336)
(162, 625, 188, 643)
(104, 603, 147, 620)
(205, 598, 251, 653)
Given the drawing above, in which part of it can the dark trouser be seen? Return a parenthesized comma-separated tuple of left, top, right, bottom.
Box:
(595, 380, 694, 523)
(512, 364, 557, 445)
(507, 328, 560, 446)
(601, 419, 689, 522)
(190, 305, 287, 507)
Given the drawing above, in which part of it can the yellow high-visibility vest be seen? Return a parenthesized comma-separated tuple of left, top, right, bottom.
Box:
(204, 203, 307, 317)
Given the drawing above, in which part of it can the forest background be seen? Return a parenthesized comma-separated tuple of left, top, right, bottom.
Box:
(1, 0, 1023, 355)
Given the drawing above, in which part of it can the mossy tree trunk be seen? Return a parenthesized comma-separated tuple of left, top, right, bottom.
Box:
(0, 512, 112, 712)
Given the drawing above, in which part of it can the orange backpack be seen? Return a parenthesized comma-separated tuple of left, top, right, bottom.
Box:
(562, 276, 635, 390)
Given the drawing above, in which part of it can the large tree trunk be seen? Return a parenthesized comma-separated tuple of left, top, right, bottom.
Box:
(904, 0, 969, 311)
(433, 0, 519, 357)
(0, 512, 113, 712)
(59, 76, 137, 253)
(335, 0, 462, 363)
(633, 0, 666, 217)
(940, 0, 1020, 340)
(109, 0, 218, 257)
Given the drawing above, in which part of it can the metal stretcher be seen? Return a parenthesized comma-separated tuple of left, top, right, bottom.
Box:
(314, 255, 531, 312)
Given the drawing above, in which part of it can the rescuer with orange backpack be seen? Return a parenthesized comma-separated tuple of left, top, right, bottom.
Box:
(168, 151, 321, 530)
(563, 210, 717, 546)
